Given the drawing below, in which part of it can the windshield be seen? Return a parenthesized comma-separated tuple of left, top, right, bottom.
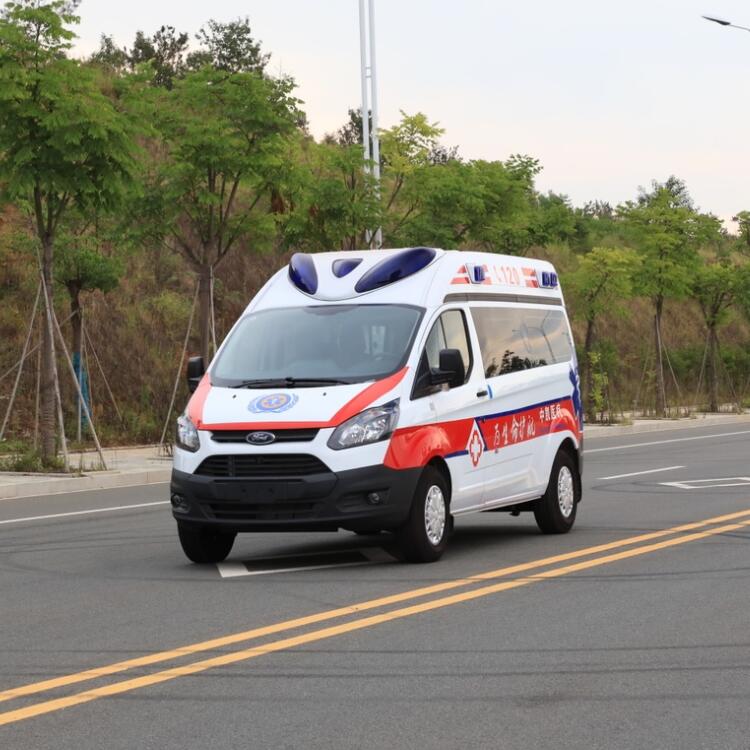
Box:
(211, 304, 424, 387)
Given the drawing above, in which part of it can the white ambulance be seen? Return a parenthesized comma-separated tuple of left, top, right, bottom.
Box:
(171, 247, 583, 564)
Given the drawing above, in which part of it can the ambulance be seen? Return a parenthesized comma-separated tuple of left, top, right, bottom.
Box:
(170, 247, 583, 564)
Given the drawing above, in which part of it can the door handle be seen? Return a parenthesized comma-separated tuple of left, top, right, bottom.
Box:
(476, 389, 488, 398)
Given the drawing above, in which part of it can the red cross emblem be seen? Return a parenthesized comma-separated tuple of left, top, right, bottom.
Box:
(468, 427, 483, 468)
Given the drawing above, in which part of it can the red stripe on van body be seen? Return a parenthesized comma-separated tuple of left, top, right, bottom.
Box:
(383, 397, 579, 470)
(199, 367, 408, 432)
(477, 397, 578, 452)
(187, 375, 211, 427)
(383, 420, 474, 470)
(329, 367, 408, 425)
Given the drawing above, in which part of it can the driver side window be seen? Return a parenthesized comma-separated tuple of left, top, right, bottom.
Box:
(412, 309, 472, 399)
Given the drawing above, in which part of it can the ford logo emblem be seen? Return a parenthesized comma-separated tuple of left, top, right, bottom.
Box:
(246, 431, 276, 445)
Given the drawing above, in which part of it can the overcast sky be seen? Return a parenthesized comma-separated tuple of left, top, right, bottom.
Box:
(71, 0, 750, 227)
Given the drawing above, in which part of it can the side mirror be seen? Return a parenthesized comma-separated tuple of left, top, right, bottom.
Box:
(186, 356, 205, 394)
(430, 349, 465, 389)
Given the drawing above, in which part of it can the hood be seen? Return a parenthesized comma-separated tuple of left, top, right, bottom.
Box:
(187, 368, 408, 431)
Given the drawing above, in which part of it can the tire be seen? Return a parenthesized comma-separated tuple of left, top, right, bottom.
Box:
(396, 466, 450, 563)
(533, 449, 580, 534)
(177, 523, 236, 563)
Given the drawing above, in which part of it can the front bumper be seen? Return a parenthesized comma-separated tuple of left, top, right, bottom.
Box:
(170, 463, 420, 533)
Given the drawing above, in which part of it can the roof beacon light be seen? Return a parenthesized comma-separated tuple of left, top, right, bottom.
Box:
(354, 247, 436, 293)
(332, 258, 363, 278)
(468, 264, 486, 283)
(289, 253, 318, 295)
(538, 270, 559, 289)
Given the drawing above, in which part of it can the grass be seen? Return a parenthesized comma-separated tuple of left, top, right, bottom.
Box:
(0, 449, 65, 473)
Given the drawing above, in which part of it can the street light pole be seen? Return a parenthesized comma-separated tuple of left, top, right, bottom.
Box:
(359, 0, 382, 249)
(368, 0, 383, 249)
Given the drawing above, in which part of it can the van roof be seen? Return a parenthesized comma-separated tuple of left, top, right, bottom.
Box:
(248, 248, 563, 313)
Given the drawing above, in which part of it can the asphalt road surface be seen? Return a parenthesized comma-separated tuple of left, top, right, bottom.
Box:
(1, 422, 749, 750)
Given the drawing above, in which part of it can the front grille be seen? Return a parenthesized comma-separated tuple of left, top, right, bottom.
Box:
(195, 454, 330, 478)
(210, 428, 319, 444)
(201, 500, 319, 521)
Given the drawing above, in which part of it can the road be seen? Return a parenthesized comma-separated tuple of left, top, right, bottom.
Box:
(1, 422, 749, 749)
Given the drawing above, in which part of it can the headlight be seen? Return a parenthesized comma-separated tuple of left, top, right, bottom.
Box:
(175, 413, 200, 452)
(327, 400, 399, 450)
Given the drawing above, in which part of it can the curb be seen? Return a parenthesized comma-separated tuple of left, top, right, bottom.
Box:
(584, 413, 750, 440)
(0, 468, 171, 501)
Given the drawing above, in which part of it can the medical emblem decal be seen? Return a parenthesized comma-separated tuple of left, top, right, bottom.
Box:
(467, 423, 484, 468)
(248, 392, 298, 414)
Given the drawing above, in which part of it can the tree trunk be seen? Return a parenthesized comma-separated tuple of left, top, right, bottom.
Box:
(39, 237, 57, 464)
(654, 297, 667, 417)
(707, 325, 720, 413)
(197, 264, 212, 365)
(583, 317, 595, 422)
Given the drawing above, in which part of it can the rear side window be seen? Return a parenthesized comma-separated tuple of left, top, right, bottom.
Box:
(471, 307, 572, 379)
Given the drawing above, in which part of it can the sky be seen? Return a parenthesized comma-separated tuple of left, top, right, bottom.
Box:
(71, 0, 750, 227)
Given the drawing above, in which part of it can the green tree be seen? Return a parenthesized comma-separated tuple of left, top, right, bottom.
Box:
(187, 18, 269, 74)
(379, 113, 538, 252)
(89, 33, 128, 73)
(393, 158, 536, 252)
(380, 111, 444, 238)
(281, 138, 380, 251)
(566, 246, 641, 420)
(142, 65, 300, 363)
(618, 181, 717, 416)
(468, 158, 540, 254)
(692, 252, 750, 411)
(0, 0, 136, 463)
(56, 231, 121, 361)
(733, 210, 750, 254)
(128, 25, 188, 88)
(531, 192, 579, 247)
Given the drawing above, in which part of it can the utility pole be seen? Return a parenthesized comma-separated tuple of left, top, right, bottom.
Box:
(359, 0, 382, 248)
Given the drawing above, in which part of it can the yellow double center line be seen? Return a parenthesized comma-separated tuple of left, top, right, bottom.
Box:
(2, 507, 749, 727)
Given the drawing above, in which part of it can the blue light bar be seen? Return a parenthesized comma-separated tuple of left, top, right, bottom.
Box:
(332, 258, 362, 278)
(540, 271, 559, 289)
(354, 247, 436, 294)
(288, 253, 318, 294)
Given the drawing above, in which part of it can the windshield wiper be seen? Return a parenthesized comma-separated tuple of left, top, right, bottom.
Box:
(230, 377, 351, 389)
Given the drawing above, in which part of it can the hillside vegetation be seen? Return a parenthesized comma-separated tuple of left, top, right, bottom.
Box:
(1, 2, 749, 467)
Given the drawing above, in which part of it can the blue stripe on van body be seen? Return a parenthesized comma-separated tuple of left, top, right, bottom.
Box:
(476, 395, 570, 425)
(445, 449, 469, 459)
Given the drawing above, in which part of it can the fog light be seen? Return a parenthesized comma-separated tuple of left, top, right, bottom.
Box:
(366, 492, 383, 505)
(171, 493, 189, 512)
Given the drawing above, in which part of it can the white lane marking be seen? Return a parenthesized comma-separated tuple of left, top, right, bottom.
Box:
(0, 480, 169, 503)
(0, 501, 170, 526)
(661, 477, 750, 490)
(218, 560, 373, 578)
(217, 547, 397, 578)
(585, 429, 750, 454)
(597, 465, 685, 481)
(215, 562, 253, 579)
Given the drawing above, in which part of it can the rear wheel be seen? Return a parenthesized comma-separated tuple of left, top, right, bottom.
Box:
(533, 450, 580, 534)
(177, 523, 236, 563)
(396, 466, 450, 563)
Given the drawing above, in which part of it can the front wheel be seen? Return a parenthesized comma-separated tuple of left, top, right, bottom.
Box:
(396, 466, 450, 563)
(177, 523, 236, 563)
(533, 450, 580, 534)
